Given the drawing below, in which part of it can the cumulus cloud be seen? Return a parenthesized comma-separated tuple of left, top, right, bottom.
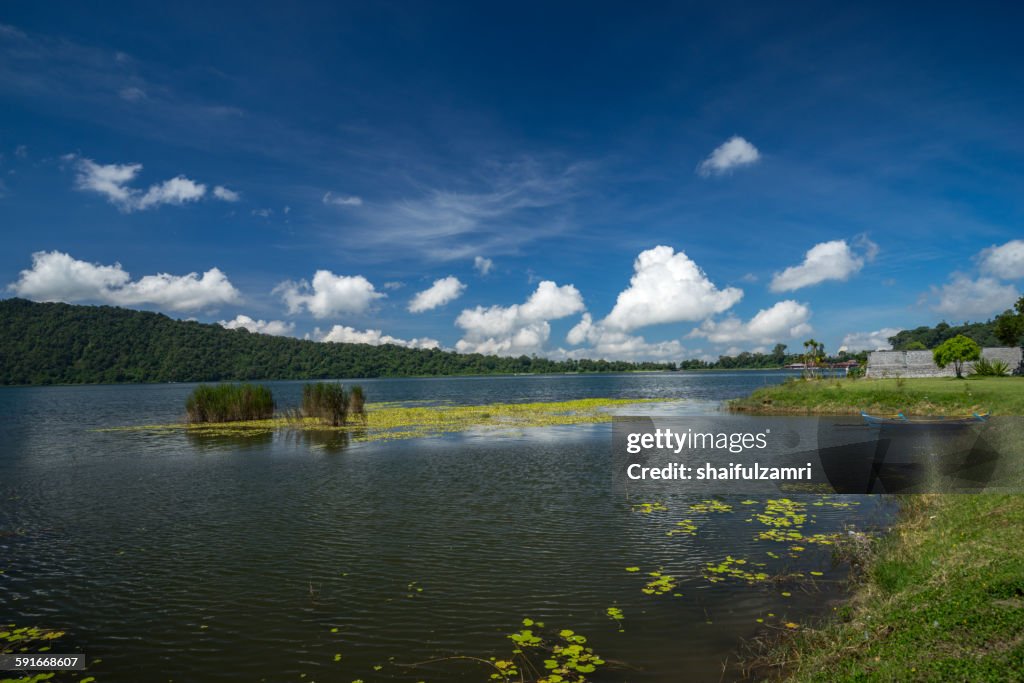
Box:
(219, 314, 295, 336)
(689, 300, 813, 346)
(932, 274, 1019, 319)
(455, 280, 585, 355)
(979, 239, 1024, 280)
(9, 250, 239, 311)
(322, 192, 363, 207)
(408, 276, 466, 313)
(565, 313, 685, 360)
(71, 156, 213, 212)
(313, 325, 440, 350)
(213, 185, 240, 202)
(697, 136, 760, 177)
(601, 246, 743, 331)
(770, 238, 875, 292)
(474, 256, 494, 275)
(274, 270, 385, 318)
(838, 328, 902, 353)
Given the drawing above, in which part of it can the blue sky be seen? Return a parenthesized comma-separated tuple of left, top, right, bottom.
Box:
(1, 2, 1023, 360)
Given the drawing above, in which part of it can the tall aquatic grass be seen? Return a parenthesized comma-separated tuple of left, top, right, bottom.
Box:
(301, 382, 367, 426)
(185, 383, 275, 423)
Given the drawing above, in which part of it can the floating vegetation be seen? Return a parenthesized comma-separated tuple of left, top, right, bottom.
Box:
(1, 625, 66, 654)
(689, 499, 733, 513)
(750, 498, 807, 528)
(631, 501, 668, 514)
(605, 606, 625, 632)
(641, 569, 678, 596)
(473, 619, 606, 683)
(666, 519, 698, 537)
(102, 397, 671, 445)
(704, 556, 770, 584)
(185, 383, 274, 423)
(624, 566, 640, 572)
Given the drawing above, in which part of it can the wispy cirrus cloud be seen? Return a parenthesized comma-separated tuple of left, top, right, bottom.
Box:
(348, 160, 587, 261)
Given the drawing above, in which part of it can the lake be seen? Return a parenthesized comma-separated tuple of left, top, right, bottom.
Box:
(0, 372, 893, 682)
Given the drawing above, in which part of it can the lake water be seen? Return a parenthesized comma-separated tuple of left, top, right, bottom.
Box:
(0, 372, 893, 682)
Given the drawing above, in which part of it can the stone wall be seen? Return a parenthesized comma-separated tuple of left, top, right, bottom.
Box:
(866, 347, 1022, 378)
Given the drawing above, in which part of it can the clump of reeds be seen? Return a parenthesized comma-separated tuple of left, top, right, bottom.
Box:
(185, 383, 275, 423)
(301, 382, 367, 426)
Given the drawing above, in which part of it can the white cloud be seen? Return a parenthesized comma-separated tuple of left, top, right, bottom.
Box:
(838, 328, 902, 353)
(219, 314, 295, 336)
(74, 158, 141, 206)
(564, 313, 684, 360)
(213, 185, 240, 202)
(323, 192, 363, 207)
(408, 276, 466, 313)
(9, 250, 239, 311)
(382, 281, 405, 290)
(71, 156, 210, 212)
(314, 325, 440, 350)
(601, 246, 743, 331)
(352, 160, 585, 260)
(979, 239, 1024, 280)
(455, 280, 585, 355)
(118, 86, 146, 102)
(274, 270, 385, 318)
(135, 176, 206, 210)
(770, 239, 872, 292)
(689, 300, 813, 346)
(932, 274, 1019, 319)
(697, 136, 760, 177)
(474, 256, 494, 275)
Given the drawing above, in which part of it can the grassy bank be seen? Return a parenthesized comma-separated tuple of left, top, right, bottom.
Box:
(730, 377, 1024, 416)
(756, 494, 1024, 681)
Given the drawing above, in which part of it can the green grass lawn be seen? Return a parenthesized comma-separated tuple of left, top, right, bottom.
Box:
(730, 376, 1024, 416)
(761, 494, 1024, 682)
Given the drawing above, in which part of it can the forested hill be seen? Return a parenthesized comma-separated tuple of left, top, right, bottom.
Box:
(0, 298, 677, 385)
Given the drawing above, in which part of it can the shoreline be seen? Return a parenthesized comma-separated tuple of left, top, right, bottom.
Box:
(730, 376, 1024, 681)
(751, 494, 1024, 681)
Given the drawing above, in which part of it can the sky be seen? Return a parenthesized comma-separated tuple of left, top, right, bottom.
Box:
(1, 1, 1023, 361)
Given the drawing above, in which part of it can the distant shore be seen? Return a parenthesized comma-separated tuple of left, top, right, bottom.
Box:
(728, 376, 1024, 416)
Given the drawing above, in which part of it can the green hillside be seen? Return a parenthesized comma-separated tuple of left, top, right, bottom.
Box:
(0, 298, 676, 385)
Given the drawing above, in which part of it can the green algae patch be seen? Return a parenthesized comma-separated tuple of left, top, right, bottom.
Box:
(99, 397, 673, 444)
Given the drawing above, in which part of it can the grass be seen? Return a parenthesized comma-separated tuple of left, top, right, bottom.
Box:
(729, 376, 1024, 416)
(106, 397, 673, 443)
(750, 494, 1024, 681)
(300, 382, 366, 426)
(184, 383, 275, 423)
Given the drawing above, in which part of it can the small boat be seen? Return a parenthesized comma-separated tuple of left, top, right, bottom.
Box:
(860, 411, 989, 427)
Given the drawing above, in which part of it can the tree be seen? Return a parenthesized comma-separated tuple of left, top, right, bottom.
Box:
(905, 341, 927, 350)
(994, 296, 1024, 348)
(803, 338, 825, 378)
(933, 334, 981, 379)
